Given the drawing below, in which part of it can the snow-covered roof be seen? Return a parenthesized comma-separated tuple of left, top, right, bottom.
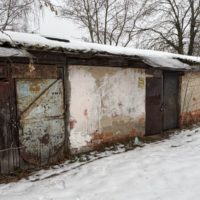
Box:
(0, 31, 200, 70)
(0, 47, 33, 57)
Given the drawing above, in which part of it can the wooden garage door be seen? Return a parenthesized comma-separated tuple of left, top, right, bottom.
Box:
(0, 63, 19, 174)
(12, 63, 66, 166)
(16, 79, 65, 166)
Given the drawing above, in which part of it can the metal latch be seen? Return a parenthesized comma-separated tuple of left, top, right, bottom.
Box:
(9, 119, 20, 128)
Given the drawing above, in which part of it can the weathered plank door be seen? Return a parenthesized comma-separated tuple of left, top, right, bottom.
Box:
(0, 82, 10, 173)
(14, 65, 65, 166)
(146, 78, 163, 136)
(0, 64, 19, 174)
(163, 72, 179, 130)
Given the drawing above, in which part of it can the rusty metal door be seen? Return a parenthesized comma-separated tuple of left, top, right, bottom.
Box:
(16, 79, 65, 165)
(163, 72, 179, 130)
(146, 78, 163, 136)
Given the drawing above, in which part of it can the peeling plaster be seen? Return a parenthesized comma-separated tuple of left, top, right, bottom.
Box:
(69, 130, 92, 149)
(69, 67, 100, 149)
(180, 72, 200, 114)
(69, 65, 145, 150)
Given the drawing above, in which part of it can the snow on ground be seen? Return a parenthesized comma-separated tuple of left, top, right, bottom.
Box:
(1, 127, 200, 200)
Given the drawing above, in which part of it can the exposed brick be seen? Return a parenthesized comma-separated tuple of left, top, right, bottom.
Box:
(180, 110, 200, 126)
(141, 131, 145, 136)
(105, 132, 113, 137)
(182, 113, 188, 117)
(129, 132, 135, 137)
(193, 98, 196, 101)
(139, 118, 144, 122)
(196, 110, 200, 115)
(103, 138, 112, 143)
(112, 136, 121, 140)
(112, 137, 118, 140)
(132, 128, 136, 132)
(129, 128, 136, 137)
(135, 132, 141, 136)
(94, 133, 104, 140)
(192, 114, 199, 119)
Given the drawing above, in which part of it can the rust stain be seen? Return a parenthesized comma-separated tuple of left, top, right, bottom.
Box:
(84, 109, 88, 117)
(193, 98, 196, 101)
(17, 80, 65, 166)
(39, 134, 50, 145)
(21, 87, 50, 119)
(20, 148, 41, 165)
(29, 86, 41, 92)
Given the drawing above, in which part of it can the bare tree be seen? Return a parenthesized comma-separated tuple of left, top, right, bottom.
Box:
(0, 0, 57, 33)
(58, 0, 146, 47)
(135, 0, 200, 56)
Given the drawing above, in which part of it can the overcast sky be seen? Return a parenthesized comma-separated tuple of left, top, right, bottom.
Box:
(39, 1, 83, 41)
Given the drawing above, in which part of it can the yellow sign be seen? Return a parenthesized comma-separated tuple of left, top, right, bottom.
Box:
(139, 77, 145, 89)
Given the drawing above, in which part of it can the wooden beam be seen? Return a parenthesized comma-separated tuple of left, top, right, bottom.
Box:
(27, 50, 66, 64)
(67, 57, 149, 68)
(0, 50, 66, 64)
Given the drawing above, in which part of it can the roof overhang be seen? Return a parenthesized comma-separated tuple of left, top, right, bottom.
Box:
(0, 47, 34, 58)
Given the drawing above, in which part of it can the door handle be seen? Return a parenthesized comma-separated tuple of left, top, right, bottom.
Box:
(160, 101, 165, 111)
(162, 101, 167, 107)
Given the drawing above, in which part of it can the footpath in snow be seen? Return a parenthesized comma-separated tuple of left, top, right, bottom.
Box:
(0, 127, 200, 200)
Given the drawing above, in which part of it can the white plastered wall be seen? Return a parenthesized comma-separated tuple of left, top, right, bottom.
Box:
(69, 65, 146, 150)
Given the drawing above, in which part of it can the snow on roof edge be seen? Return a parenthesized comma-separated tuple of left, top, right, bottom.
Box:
(140, 56, 192, 70)
(0, 47, 34, 58)
(0, 31, 200, 68)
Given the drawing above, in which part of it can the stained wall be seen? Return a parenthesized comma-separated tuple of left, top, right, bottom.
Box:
(69, 65, 146, 153)
(179, 72, 200, 126)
